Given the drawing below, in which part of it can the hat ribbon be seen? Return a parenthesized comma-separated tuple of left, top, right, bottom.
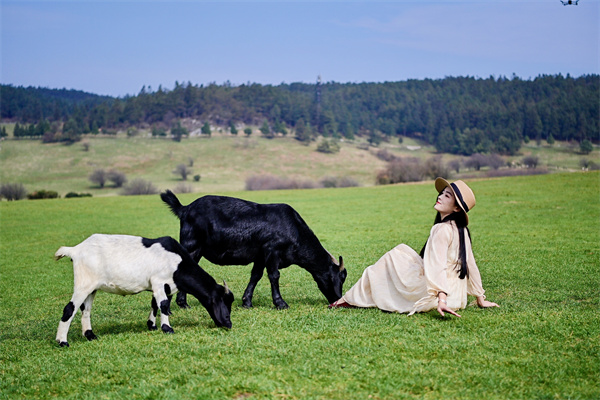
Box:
(450, 183, 470, 213)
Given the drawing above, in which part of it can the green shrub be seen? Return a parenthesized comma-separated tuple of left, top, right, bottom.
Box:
(152, 126, 167, 137)
(580, 139, 593, 155)
(522, 155, 539, 168)
(27, 190, 59, 200)
(126, 127, 139, 137)
(316, 139, 340, 154)
(65, 192, 92, 198)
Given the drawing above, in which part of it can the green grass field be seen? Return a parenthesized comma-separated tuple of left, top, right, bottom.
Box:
(0, 172, 598, 399)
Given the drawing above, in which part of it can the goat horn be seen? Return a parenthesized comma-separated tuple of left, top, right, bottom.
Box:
(223, 280, 231, 294)
(328, 250, 337, 265)
(339, 256, 345, 272)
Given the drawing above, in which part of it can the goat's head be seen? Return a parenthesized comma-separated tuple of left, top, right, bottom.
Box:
(207, 281, 234, 329)
(313, 253, 346, 304)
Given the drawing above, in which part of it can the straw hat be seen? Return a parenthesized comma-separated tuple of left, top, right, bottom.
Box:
(435, 178, 476, 224)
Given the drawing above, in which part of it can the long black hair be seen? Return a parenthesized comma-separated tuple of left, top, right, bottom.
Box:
(419, 210, 471, 279)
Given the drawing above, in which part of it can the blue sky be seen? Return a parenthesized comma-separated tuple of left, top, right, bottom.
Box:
(1, 0, 598, 97)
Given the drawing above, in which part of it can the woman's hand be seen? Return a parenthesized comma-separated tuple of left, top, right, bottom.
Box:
(437, 293, 461, 318)
(477, 296, 499, 308)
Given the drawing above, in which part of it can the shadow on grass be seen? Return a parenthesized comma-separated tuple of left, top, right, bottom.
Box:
(173, 293, 331, 310)
(50, 316, 226, 347)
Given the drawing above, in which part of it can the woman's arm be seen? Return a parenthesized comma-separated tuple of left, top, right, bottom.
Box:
(426, 224, 464, 317)
(437, 292, 461, 317)
(423, 224, 453, 298)
(476, 295, 499, 308)
(465, 237, 499, 309)
(411, 224, 454, 315)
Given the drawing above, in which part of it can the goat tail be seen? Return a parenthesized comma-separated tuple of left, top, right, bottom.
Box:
(160, 189, 184, 217)
(54, 246, 74, 261)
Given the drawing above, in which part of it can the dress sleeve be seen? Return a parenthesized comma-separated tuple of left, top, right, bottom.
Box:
(465, 235, 486, 298)
(422, 223, 453, 298)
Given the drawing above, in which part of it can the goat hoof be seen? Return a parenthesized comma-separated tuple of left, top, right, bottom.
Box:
(242, 297, 253, 308)
(275, 301, 289, 310)
(161, 324, 174, 334)
(84, 330, 97, 341)
(147, 321, 158, 331)
(59, 341, 69, 347)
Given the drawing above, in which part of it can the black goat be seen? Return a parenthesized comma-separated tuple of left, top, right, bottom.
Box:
(160, 191, 346, 309)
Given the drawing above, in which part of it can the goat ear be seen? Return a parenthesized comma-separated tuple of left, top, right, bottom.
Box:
(223, 280, 231, 294)
(339, 256, 345, 272)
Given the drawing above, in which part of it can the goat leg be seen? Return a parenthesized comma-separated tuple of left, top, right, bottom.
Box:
(242, 261, 266, 308)
(175, 291, 190, 309)
(266, 266, 288, 310)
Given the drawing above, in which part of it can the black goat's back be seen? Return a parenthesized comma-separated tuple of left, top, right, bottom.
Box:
(163, 193, 324, 267)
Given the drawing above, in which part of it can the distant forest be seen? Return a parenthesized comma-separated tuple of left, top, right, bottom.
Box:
(1, 74, 598, 156)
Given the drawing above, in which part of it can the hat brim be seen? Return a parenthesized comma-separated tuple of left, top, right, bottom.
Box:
(434, 177, 469, 224)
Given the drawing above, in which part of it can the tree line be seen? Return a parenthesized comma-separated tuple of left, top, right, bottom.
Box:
(1, 74, 597, 155)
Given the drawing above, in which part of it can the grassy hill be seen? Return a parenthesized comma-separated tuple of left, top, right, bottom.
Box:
(0, 133, 384, 195)
(0, 130, 597, 197)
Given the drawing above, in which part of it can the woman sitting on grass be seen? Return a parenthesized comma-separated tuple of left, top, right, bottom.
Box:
(330, 178, 499, 317)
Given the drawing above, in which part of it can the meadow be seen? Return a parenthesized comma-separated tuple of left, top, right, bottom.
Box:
(0, 172, 598, 399)
(1, 132, 596, 198)
(0, 134, 388, 195)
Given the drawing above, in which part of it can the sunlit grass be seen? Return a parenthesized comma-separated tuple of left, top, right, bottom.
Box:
(0, 172, 598, 399)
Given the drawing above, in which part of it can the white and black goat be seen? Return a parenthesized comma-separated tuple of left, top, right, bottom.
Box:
(54, 234, 234, 347)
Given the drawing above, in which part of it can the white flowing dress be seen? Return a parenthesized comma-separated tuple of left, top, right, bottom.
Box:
(338, 221, 486, 314)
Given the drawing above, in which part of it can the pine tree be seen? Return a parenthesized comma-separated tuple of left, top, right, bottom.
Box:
(201, 122, 211, 136)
